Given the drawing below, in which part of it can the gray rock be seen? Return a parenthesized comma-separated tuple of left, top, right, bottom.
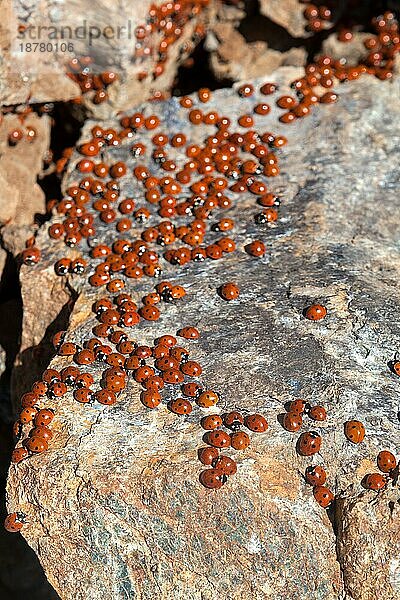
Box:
(6, 68, 400, 599)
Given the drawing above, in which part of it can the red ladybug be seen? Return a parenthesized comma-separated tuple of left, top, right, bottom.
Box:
(289, 399, 307, 415)
(377, 450, 397, 473)
(198, 446, 219, 465)
(305, 465, 327, 486)
(199, 469, 226, 489)
(141, 391, 161, 409)
(25, 436, 48, 453)
(74, 388, 93, 403)
(4, 512, 27, 533)
(213, 455, 237, 476)
(34, 408, 54, 427)
(223, 411, 244, 431)
(168, 398, 192, 415)
(245, 414, 268, 432)
(181, 382, 202, 397)
(245, 240, 266, 257)
(11, 447, 29, 464)
(308, 406, 327, 421)
(197, 390, 219, 408)
(177, 326, 200, 340)
(313, 486, 334, 508)
(364, 473, 387, 491)
(206, 430, 231, 448)
(201, 415, 223, 430)
(231, 431, 250, 450)
(219, 282, 240, 301)
(304, 304, 327, 321)
(283, 412, 302, 432)
(297, 431, 322, 456)
(95, 389, 117, 405)
(344, 420, 365, 444)
(180, 360, 202, 377)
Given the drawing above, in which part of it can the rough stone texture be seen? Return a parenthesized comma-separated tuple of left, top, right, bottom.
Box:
(0, 113, 50, 229)
(6, 69, 400, 599)
(258, 0, 309, 38)
(0, 0, 209, 112)
(207, 21, 306, 81)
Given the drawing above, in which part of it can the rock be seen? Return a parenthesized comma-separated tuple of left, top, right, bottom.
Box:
(0, 112, 51, 276)
(0, 0, 210, 113)
(258, 0, 308, 38)
(6, 68, 400, 599)
(207, 21, 306, 81)
(322, 32, 371, 64)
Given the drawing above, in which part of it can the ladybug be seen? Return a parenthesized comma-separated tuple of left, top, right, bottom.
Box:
(155, 356, 179, 371)
(25, 436, 48, 453)
(157, 334, 177, 347)
(181, 382, 202, 398)
(201, 415, 223, 430)
(4, 512, 27, 533)
(377, 450, 397, 473)
(245, 240, 266, 257)
(219, 282, 240, 301)
(170, 346, 189, 363)
(52, 330, 66, 350)
(139, 306, 161, 321)
(344, 420, 365, 444)
(43, 368, 61, 383)
(206, 430, 231, 448)
(304, 304, 327, 321)
(95, 389, 117, 405)
(305, 465, 327, 486)
(392, 361, 400, 376)
(58, 342, 78, 356)
(47, 381, 67, 399)
(181, 360, 202, 377)
(29, 426, 53, 441)
(223, 411, 244, 431)
(297, 431, 322, 456)
(364, 473, 387, 491)
(308, 406, 327, 421)
(20, 392, 39, 408)
(231, 431, 250, 451)
(11, 447, 29, 464)
(289, 399, 307, 415)
(70, 258, 87, 274)
(21, 247, 41, 266)
(162, 368, 184, 384)
(60, 366, 81, 385)
(245, 414, 268, 432)
(199, 469, 226, 489)
(198, 447, 219, 465)
(74, 388, 93, 403)
(313, 486, 334, 508)
(168, 398, 193, 415)
(178, 327, 200, 340)
(282, 412, 302, 432)
(74, 349, 95, 366)
(75, 373, 94, 388)
(55, 258, 71, 276)
(140, 390, 161, 409)
(34, 408, 54, 427)
(213, 455, 237, 476)
(143, 376, 165, 391)
(19, 407, 37, 424)
(197, 390, 219, 408)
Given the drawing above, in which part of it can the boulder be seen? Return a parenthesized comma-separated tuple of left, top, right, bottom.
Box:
(6, 68, 400, 599)
(0, 0, 210, 112)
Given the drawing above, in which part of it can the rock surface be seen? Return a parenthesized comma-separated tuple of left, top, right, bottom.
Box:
(0, 0, 209, 112)
(6, 69, 400, 599)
